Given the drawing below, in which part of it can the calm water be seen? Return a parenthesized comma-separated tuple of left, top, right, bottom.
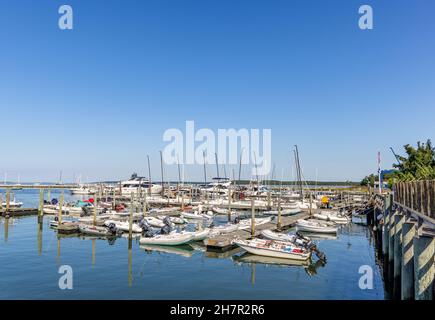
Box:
(0, 190, 385, 300)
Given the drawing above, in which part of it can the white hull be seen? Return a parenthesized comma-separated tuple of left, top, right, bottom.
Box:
(296, 219, 338, 234)
(234, 239, 310, 261)
(139, 233, 193, 246)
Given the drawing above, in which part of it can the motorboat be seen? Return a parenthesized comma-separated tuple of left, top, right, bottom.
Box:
(104, 220, 142, 233)
(1, 197, 23, 208)
(139, 233, 194, 246)
(120, 173, 163, 196)
(313, 210, 350, 224)
(179, 228, 211, 241)
(157, 216, 187, 225)
(78, 224, 117, 237)
(209, 223, 239, 236)
(142, 216, 165, 228)
(295, 219, 338, 234)
(236, 217, 272, 230)
(263, 208, 301, 216)
(233, 238, 311, 260)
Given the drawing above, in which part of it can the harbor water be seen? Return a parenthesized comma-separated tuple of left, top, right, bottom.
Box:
(0, 189, 385, 300)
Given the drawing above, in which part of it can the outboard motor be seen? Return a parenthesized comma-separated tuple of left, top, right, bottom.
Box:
(163, 216, 171, 226)
(234, 216, 241, 224)
(81, 206, 92, 217)
(139, 219, 154, 238)
(51, 198, 58, 205)
(160, 222, 172, 235)
(107, 223, 117, 235)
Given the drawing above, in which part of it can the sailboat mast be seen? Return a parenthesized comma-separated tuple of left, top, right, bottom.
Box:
(203, 151, 207, 185)
(214, 153, 220, 179)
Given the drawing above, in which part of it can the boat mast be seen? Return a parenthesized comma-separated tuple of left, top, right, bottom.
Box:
(238, 148, 244, 187)
(147, 155, 152, 195)
(294, 145, 303, 200)
(214, 153, 220, 179)
(159, 151, 164, 195)
(203, 151, 207, 185)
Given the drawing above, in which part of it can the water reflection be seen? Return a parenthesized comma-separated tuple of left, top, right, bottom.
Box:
(37, 218, 43, 255)
(232, 252, 326, 278)
(140, 244, 195, 258)
(128, 239, 133, 287)
(3, 218, 9, 243)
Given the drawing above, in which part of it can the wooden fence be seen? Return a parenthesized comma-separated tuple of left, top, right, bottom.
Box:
(394, 180, 435, 219)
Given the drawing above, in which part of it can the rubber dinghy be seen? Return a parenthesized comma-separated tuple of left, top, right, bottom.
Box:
(139, 233, 194, 246)
(263, 208, 301, 216)
(181, 212, 211, 220)
(237, 217, 272, 230)
(179, 228, 211, 241)
(313, 211, 349, 224)
(142, 216, 165, 228)
(209, 223, 239, 236)
(104, 220, 142, 233)
(157, 216, 188, 224)
(78, 224, 117, 237)
(233, 238, 311, 261)
(261, 229, 311, 246)
(295, 219, 338, 234)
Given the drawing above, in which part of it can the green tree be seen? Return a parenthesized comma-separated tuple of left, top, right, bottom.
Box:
(360, 174, 378, 187)
(392, 139, 435, 181)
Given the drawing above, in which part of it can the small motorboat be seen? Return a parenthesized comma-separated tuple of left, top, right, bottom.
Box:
(209, 223, 239, 236)
(140, 244, 194, 257)
(157, 215, 188, 225)
(139, 233, 194, 246)
(233, 238, 311, 261)
(179, 228, 211, 241)
(263, 208, 301, 216)
(313, 211, 350, 224)
(236, 217, 272, 230)
(1, 198, 23, 208)
(181, 211, 211, 220)
(295, 219, 338, 234)
(78, 224, 117, 237)
(104, 220, 142, 233)
(142, 216, 165, 228)
(260, 229, 311, 246)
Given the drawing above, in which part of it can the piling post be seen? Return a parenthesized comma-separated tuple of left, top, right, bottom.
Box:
(393, 214, 405, 298)
(93, 195, 98, 226)
(0, 193, 3, 215)
(401, 221, 416, 300)
(388, 209, 396, 265)
(129, 193, 134, 240)
(58, 191, 64, 224)
(382, 205, 390, 257)
(228, 186, 232, 222)
(413, 235, 435, 300)
(5, 188, 10, 213)
(251, 198, 255, 237)
(38, 188, 44, 217)
(267, 191, 271, 210)
(47, 189, 51, 203)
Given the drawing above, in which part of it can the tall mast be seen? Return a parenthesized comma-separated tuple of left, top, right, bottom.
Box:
(294, 145, 303, 200)
(203, 151, 207, 185)
(214, 153, 220, 179)
(159, 151, 164, 195)
(147, 155, 152, 194)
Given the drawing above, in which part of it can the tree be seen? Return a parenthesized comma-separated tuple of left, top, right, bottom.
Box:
(360, 174, 378, 187)
(391, 139, 435, 181)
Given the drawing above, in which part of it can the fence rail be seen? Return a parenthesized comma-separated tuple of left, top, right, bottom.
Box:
(394, 180, 435, 219)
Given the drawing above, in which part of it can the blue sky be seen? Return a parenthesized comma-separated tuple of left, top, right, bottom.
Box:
(0, 0, 434, 182)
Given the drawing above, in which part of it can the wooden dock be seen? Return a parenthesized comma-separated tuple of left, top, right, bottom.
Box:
(1, 208, 38, 217)
(205, 212, 309, 252)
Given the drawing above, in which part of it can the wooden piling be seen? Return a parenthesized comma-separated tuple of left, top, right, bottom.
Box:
(413, 235, 434, 300)
(129, 193, 134, 240)
(58, 191, 64, 224)
(38, 188, 44, 217)
(5, 188, 10, 212)
(277, 195, 282, 230)
(401, 221, 416, 300)
(93, 195, 98, 226)
(393, 214, 405, 298)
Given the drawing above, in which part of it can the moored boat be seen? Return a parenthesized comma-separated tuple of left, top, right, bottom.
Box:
(233, 238, 311, 260)
(295, 219, 338, 234)
(139, 233, 194, 246)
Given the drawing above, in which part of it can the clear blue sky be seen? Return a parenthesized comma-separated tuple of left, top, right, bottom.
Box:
(1, 0, 434, 182)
